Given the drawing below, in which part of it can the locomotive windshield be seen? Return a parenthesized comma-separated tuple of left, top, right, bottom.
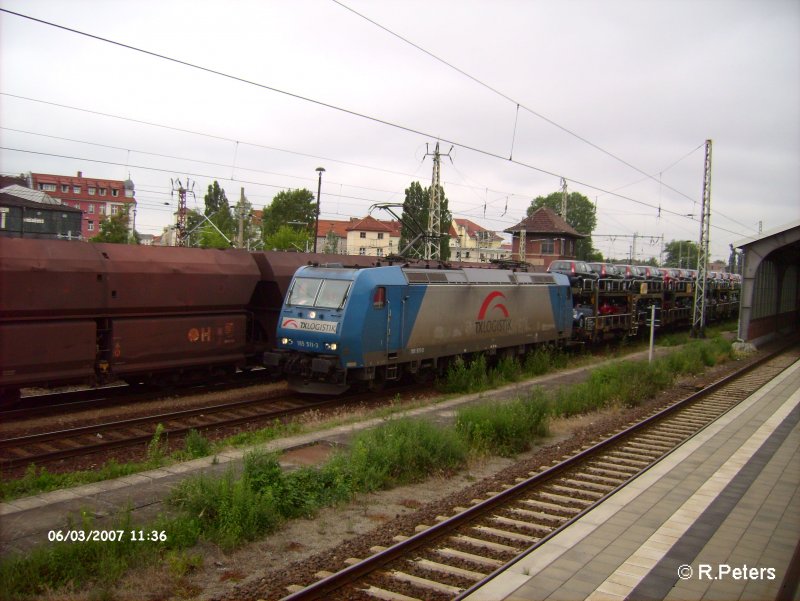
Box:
(287, 277, 351, 309)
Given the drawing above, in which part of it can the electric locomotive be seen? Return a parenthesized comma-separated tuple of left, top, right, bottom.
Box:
(267, 264, 573, 393)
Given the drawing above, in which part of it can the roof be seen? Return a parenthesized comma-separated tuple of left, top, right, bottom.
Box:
(734, 219, 800, 249)
(0, 185, 75, 207)
(317, 219, 352, 238)
(0, 191, 82, 212)
(346, 215, 392, 232)
(505, 206, 585, 238)
(317, 216, 402, 237)
(30, 172, 128, 187)
(454, 218, 503, 242)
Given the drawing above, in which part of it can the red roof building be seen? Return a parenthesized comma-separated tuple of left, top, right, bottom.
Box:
(28, 171, 135, 239)
(316, 216, 402, 256)
(505, 207, 584, 268)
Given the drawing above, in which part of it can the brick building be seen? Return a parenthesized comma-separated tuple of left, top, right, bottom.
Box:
(28, 172, 135, 239)
(505, 207, 585, 268)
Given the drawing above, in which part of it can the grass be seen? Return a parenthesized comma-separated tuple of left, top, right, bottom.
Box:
(456, 392, 551, 456)
(0, 334, 737, 599)
(438, 346, 569, 394)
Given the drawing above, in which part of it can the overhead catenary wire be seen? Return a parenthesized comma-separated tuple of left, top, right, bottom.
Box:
(330, 2, 757, 234)
(0, 9, 747, 240)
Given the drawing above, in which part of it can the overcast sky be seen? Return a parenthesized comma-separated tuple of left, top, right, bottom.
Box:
(1, 0, 798, 262)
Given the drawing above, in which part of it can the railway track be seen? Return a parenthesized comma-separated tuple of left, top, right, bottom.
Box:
(0, 369, 275, 421)
(280, 345, 800, 601)
(0, 394, 347, 471)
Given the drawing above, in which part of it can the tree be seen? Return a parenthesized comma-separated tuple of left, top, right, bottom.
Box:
(201, 181, 235, 247)
(264, 225, 311, 252)
(399, 181, 451, 260)
(261, 189, 316, 239)
(527, 191, 597, 261)
(233, 191, 261, 249)
(91, 206, 139, 244)
(663, 239, 700, 269)
(322, 230, 340, 254)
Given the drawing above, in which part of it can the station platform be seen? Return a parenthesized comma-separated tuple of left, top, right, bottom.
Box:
(465, 358, 800, 601)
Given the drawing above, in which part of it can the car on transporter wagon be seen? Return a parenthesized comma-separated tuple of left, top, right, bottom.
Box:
(546, 259, 599, 287)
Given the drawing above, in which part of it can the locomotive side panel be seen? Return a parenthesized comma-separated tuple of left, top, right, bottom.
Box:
(0, 321, 96, 387)
(110, 314, 248, 375)
(398, 284, 567, 361)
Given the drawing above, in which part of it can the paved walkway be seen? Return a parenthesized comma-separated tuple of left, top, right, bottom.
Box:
(465, 358, 800, 601)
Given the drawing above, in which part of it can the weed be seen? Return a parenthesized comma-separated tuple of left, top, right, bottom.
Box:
(147, 423, 168, 463)
(166, 550, 203, 578)
(456, 394, 550, 456)
(182, 429, 211, 459)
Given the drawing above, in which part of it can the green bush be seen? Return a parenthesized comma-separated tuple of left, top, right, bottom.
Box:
(170, 453, 283, 549)
(330, 418, 468, 492)
(456, 394, 550, 456)
(182, 429, 212, 459)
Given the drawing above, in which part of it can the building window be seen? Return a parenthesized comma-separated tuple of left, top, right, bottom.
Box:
(377, 248, 384, 257)
(73, 186, 81, 193)
(61, 184, 69, 193)
(87, 220, 94, 231)
(40, 183, 56, 192)
(99, 188, 107, 196)
(111, 189, 119, 197)
(110, 205, 119, 215)
(88, 187, 96, 195)
(88, 204, 94, 214)
(99, 204, 105, 215)
(377, 232, 384, 240)
(359, 232, 366, 239)
(359, 247, 366, 255)
(541, 238, 555, 254)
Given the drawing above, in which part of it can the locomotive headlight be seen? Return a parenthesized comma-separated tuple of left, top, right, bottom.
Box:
(308, 311, 316, 318)
(325, 342, 338, 351)
(281, 337, 291, 345)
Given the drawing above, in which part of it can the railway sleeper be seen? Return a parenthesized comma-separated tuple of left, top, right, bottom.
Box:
(434, 547, 505, 569)
(605, 451, 652, 465)
(453, 534, 518, 554)
(562, 477, 617, 493)
(519, 498, 582, 515)
(616, 446, 663, 460)
(537, 490, 593, 507)
(386, 570, 462, 595)
(642, 432, 685, 444)
(471, 525, 538, 544)
(590, 460, 641, 475)
(626, 440, 673, 452)
(549, 484, 605, 499)
(507, 506, 569, 525)
(569, 471, 622, 486)
(583, 466, 633, 481)
(411, 558, 487, 581)
(491, 514, 550, 536)
(362, 584, 421, 601)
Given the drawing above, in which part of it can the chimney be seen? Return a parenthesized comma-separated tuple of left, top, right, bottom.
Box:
(77, 171, 83, 178)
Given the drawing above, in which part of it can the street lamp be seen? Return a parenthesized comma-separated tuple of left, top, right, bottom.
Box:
(313, 166, 325, 253)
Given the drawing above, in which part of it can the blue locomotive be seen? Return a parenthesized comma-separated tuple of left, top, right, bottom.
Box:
(267, 264, 573, 393)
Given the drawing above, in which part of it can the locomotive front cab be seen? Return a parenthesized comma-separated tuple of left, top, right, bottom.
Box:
(272, 266, 356, 393)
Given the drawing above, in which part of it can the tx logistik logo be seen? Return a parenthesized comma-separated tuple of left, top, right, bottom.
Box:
(475, 290, 512, 334)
